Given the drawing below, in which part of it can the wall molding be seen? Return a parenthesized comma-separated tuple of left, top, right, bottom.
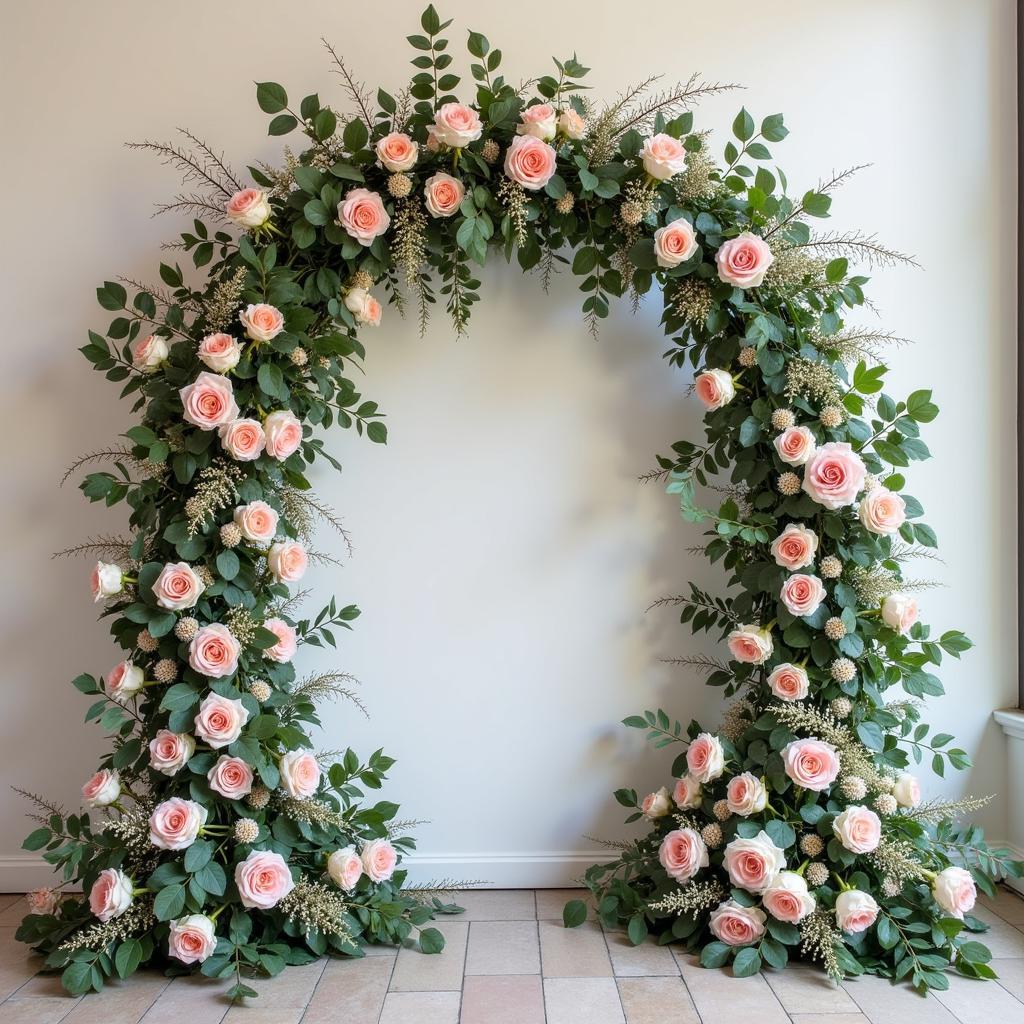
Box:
(1, 850, 612, 893)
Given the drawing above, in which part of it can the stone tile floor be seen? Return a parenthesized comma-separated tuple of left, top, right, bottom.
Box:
(1, 886, 1023, 1022)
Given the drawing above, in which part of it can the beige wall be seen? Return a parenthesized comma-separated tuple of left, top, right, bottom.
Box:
(0, 0, 1016, 887)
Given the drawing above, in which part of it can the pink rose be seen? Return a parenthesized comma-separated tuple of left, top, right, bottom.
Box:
(131, 334, 168, 373)
(375, 131, 418, 172)
(770, 524, 818, 571)
(716, 232, 774, 288)
(694, 368, 736, 410)
(149, 730, 195, 776)
(263, 617, 297, 663)
(235, 849, 294, 909)
(673, 775, 702, 809)
(344, 287, 383, 327)
(723, 831, 786, 893)
(708, 899, 767, 946)
(197, 333, 242, 373)
(832, 805, 882, 854)
(82, 769, 120, 808)
(774, 425, 816, 467)
(557, 108, 586, 140)
(726, 772, 768, 817)
(641, 786, 672, 820)
(517, 103, 557, 141)
(89, 868, 133, 923)
(933, 866, 977, 919)
(219, 418, 266, 462)
(653, 218, 698, 268)
(835, 889, 879, 933)
(781, 738, 840, 791)
(658, 828, 709, 883)
(640, 133, 687, 181)
(279, 750, 321, 799)
(105, 659, 144, 703)
(503, 135, 557, 191)
(26, 888, 60, 916)
(189, 623, 241, 678)
(779, 573, 826, 618)
(338, 188, 390, 246)
(91, 561, 124, 602)
(727, 624, 773, 665)
(361, 838, 398, 882)
(767, 663, 809, 702)
(424, 172, 466, 218)
(267, 540, 307, 583)
(225, 188, 270, 229)
(152, 561, 205, 611)
(763, 871, 816, 924)
(686, 733, 725, 784)
(858, 487, 906, 536)
(327, 847, 363, 891)
(233, 500, 279, 545)
(168, 914, 217, 964)
(881, 593, 918, 635)
(239, 303, 284, 343)
(207, 755, 254, 800)
(802, 442, 866, 509)
(431, 103, 483, 148)
(149, 797, 207, 850)
(179, 371, 239, 430)
(193, 692, 249, 748)
(263, 409, 302, 460)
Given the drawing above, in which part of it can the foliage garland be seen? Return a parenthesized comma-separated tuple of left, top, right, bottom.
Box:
(17, 3, 1021, 999)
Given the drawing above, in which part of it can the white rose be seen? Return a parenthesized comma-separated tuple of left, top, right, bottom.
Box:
(832, 805, 882, 854)
(725, 772, 768, 817)
(91, 561, 124, 603)
(225, 188, 271, 229)
(763, 870, 817, 924)
(105, 660, 145, 704)
(131, 334, 169, 373)
(834, 889, 879, 933)
(343, 287, 382, 327)
(932, 866, 977, 919)
(517, 103, 558, 141)
(673, 775, 702, 810)
(881, 593, 918, 635)
(893, 773, 921, 809)
(557, 108, 586, 140)
(641, 786, 672, 820)
(82, 769, 121, 808)
(327, 846, 364, 891)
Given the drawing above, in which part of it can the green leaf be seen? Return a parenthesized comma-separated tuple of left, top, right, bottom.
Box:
(256, 82, 288, 114)
(115, 937, 144, 978)
(700, 941, 731, 968)
(419, 927, 445, 954)
(153, 883, 187, 921)
(343, 118, 369, 153)
(627, 914, 648, 945)
(23, 828, 51, 851)
(563, 899, 588, 928)
(732, 107, 755, 142)
(732, 947, 761, 977)
(216, 549, 240, 581)
(268, 113, 298, 136)
(257, 362, 288, 401)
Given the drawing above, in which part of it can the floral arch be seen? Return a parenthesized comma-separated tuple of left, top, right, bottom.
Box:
(16, 3, 1021, 1001)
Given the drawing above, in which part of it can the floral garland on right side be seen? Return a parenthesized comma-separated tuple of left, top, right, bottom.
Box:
(570, 141, 1023, 993)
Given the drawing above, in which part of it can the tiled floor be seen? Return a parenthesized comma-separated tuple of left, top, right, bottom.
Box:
(2, 886, 1024, 1023)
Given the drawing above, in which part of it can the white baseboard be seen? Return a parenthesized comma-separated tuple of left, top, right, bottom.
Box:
(990, 839, 1024, 895)
(1, 850, 608, 894)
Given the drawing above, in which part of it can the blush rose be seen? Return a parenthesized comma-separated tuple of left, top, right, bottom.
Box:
(832, 805, 882, 854)
(708, 899, 767, 946)
(233, 500, 279, 545)
(219, 418, 266, 462)
(640, 133, 687, 180)
(835, 889, 879, 933)
(207, 755, 254, 800)
(431, 103, 483, 148)
(225, 188, 270, 229)
(767, 663, 810, 702)
(375, 131, 418, 172)
(686, 732, 725, 784)
(361, 838, 398, 882)
(779, 573, 826, 618)
(149, 730, 195, 775)
(149, 797, 207, 850)
(82, 769, 120, 808)
(658, 828, 709, 883)
(723, 830, 786, 893)
(105, 660, 144, 704)
(770, 523, 818, 571)
(932, 866, 977, 919)
(91, 561, 124, 602)
(152, 561, 205, 611)
(338, 188, 390, 246)
(193, 692, 249, 748)
(179, 371, 239, 430)
(239, 303, 284, 343)
(763, 871, 816, 924)
(517, 102, 557, 141)
(881, 593, 918, 634)
(641, 786, 671, 820)
(726, 772, 768, 817)
(197, 333, 241, 373)
(168, 914, 217, 964)
(263, 409, 303, 460)
(279, 750, 321, 799)
(802, 442, 866, 509)
(235, 849, 295, 909)
(327, 847, 364, 891)
(344, 287, 383, 327)
(131, 334, 168, 373)
(653, 218, 698, 268)
(89, 868, 133, 923)
(503, 135, 557, 190)
(263, 616, 297, 663)
(189, 623, 241, 678)
(673, 775, 702, 809)
(716, 232, 774, 288)
(727, 624, 773, 665)
(424, 172, 466, 218)
(694, 368, 736, 410)
(268, 540, 308, 583)
(774, 425, 816, 466)
(781, 738, 840, 791)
